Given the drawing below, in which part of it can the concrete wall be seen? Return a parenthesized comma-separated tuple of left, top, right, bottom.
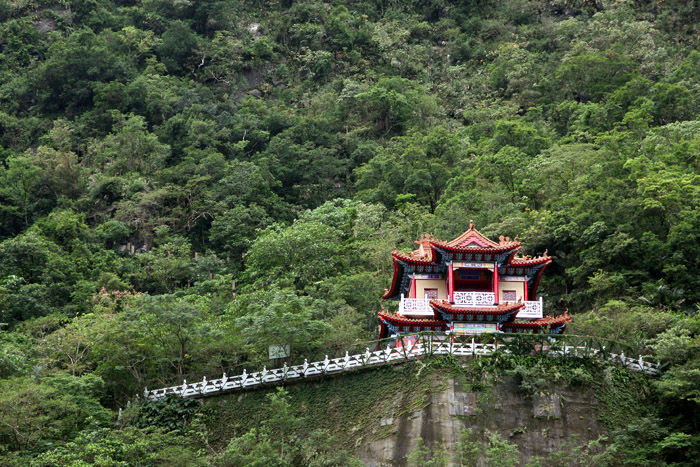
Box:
(499, 280, 525, 302)
(415, 279, 447, 299)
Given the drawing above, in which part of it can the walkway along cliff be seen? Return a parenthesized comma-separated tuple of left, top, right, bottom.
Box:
(138, 334, 660, 403)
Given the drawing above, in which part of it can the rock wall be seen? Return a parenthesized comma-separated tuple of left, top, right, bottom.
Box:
(358, 376, 605, 466)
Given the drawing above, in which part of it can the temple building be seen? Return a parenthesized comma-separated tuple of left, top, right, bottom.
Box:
(379, 221, 571, 338)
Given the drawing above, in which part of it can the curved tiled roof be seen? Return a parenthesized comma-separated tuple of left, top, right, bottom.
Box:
(391, 249, 434, 264)
(382, 260, 403, 300)
(389, 222, 535, 265)
(390, 233, 437, 264)
(507, 251, 552, 267)
(501, 311, 571, 330)
(378, 311, 448, 328)
(430, 241, 521, 254)
(445, 220, 500, 247)
(429, 300, 525, 316)
(431, 220, 521, 252)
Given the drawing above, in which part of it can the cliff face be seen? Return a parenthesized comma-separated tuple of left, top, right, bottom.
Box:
(204, 359, 624, 466)
(358, 375, 606, 466)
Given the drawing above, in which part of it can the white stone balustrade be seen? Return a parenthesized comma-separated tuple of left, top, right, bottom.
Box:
(453, 291, 496, 307)
(516, 298, 544, 319)
(398, 295, 433, 317)
(139, 338, 661, 403)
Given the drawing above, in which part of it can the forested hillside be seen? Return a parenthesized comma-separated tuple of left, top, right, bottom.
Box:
(1, 0, 700, 464)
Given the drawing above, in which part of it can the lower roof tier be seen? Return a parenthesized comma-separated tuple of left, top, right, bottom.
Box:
(500, 312, 571, 334)
(378, 310, 571, 338)
(379, 311, 448, 335)
(430, 300, 524, 323)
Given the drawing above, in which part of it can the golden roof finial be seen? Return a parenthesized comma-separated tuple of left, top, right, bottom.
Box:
(469, 219, 475, 230)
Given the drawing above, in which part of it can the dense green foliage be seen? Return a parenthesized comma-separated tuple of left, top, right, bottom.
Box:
(2, 0, 700, 463)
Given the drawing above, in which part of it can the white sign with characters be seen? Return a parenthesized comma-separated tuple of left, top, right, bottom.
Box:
(414, 274, 442, 279)
(269, 345, 290, 359)
(452, 262, 494, 269)
(451, 322, 498, 335)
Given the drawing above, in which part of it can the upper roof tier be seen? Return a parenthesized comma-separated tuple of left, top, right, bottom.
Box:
(433, 219, 520, 251)
(383, 221, 552, 300)
(508, 252, 552, 267)
(391, 220, 546, 266)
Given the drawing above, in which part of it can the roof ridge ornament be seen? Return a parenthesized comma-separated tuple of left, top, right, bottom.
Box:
(469, 219, 475, 230)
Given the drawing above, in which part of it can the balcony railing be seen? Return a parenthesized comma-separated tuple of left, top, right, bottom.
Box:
(453, 291, 496, 307)
(398, 295, 433, 317)
(398, 293, 543, 318)
(516, 298, 543, 319)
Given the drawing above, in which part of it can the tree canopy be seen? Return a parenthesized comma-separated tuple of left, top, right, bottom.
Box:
(2, 0, 700, 463)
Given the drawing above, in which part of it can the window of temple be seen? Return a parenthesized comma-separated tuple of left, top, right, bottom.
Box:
(454, 268, 492, 292)
(424, 288, 438, 299)
(459, 270, 481, 281)
(502, 290, 517, 302)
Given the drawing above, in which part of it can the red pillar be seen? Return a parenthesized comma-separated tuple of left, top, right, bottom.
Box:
(523, 280, 529, 301)
(447, 262, 454, 302)
(493, 263, 499, 304)
(409, 274, 416, 298)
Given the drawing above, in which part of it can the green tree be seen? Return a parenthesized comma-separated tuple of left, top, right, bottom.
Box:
(354, 77, 438, 135)
(552, 51, 637, 103)
(0, 374, 110, 453)
(0, 156, 41, 228)
(86, 112, 170, 176)
(242, 219, 346, 290)
(231, 289, 332, 361)
(32, 426, 205, 466)
(355, 126, 468, 211)
(408, 437, 449, 466)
